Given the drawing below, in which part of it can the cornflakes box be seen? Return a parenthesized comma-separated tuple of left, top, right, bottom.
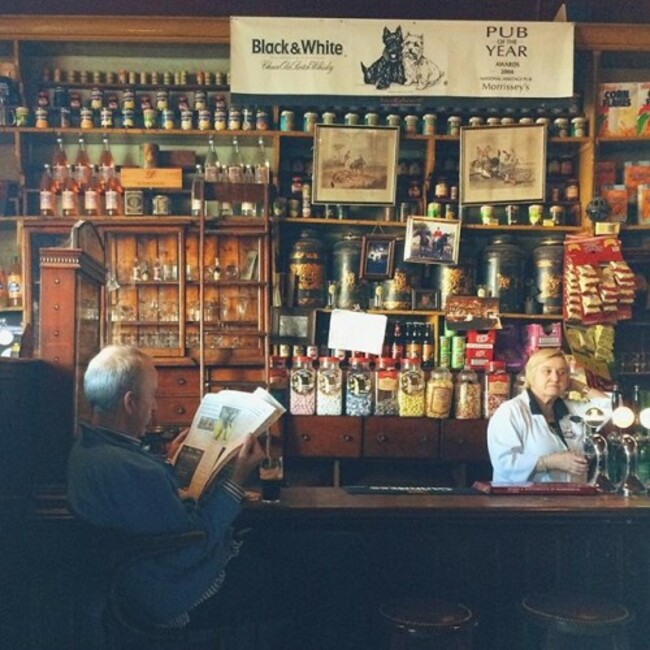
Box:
(600, 184, 628, 222)
(597, 83, 637, 137)
(637, 82, 650, 135)
(623, 161, 650, 205)
(638, 183, 650, 224)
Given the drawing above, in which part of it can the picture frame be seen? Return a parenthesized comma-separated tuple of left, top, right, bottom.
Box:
(411, 288, 441, 311)
(270, 307, 316, 345)
(459, 123, 547, 205)
(404, 216, 461, 265)
(312, 124, 399, 205)
(444, 296, 502, 331)
(359, 235, 396, 280)
(240, 249, 258, 281)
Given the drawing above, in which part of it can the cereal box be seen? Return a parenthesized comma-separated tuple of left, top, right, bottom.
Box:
(595, 160, 617, 187)
(638, 184, 650, 225)
(637, 82, 650, 136)
(599, 184, 628, 222)
(623, 161, 650, 205)
(597, 83, 638, 137)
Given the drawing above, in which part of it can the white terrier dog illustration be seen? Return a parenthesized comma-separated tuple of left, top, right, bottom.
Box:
(402, 33, 443, 90)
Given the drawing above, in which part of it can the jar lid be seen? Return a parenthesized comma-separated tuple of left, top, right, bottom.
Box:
(488, 360, 506, 372)
(319, 356, 339, 364)
(293, 355, 311, 363)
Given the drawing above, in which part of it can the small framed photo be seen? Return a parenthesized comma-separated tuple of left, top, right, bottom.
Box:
(411, 289, 440, 311)
(312, 124, 400, 205)
(270, 307, 316, 345)
(241, 249, 258, 281)
(359, 235, 396, 280)
(460, 123, 547, 205)
(404, 216, 461, 265)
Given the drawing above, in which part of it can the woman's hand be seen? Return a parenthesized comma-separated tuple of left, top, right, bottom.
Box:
(231, 434, 265, 486)
(546, 450, 588, 476)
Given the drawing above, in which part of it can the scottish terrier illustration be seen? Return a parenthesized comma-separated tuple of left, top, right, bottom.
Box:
(361, 26, 406, 90)
(402, 33, 443, 90)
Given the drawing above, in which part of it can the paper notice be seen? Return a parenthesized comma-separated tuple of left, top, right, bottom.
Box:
(327, 309, 387, 356)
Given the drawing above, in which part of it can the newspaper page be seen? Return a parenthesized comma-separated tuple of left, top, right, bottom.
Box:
(173, 388, 285, 500)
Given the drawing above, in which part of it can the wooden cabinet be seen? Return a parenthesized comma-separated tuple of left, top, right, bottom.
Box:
(286, 416, 362, 458)
(363, 417, 439, 459)
(440, 419, 488, 463)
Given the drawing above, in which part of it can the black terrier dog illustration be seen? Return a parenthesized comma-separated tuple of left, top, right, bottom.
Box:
(361, 26, 406, 90)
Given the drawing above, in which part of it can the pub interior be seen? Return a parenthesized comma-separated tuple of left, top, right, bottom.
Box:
(2, 1, 650, 649)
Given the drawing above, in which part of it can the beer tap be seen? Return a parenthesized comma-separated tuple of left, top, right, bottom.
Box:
(613, 405, 646, 496)
(583, 406, 616, 493)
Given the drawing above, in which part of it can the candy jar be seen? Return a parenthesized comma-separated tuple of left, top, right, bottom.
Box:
(316, 356, 343, 415)
(345, 356, 373, 416)
(374, 357, 399, 416)
(454, 366, 481, 419)
(398, 358, 425, 417)
(425, 366, 454, 418)
(482, 360, 511, 418)
(290, 356, 316, 415)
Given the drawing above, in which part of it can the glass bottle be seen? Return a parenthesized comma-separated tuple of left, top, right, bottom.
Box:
(212, 256, 221, 281)
(345, 356, 373, 416)
(7, 256, 22, 308)
(316, 356, 343, 415)
(608, 383, 625, 486)
(104, 172, 123, 216)
(422, 323, 435, 369)
(84, 165, 102, 216)
(98, 136, 115, 190)
(74, 136, 92, 190)
(0, 263, 7, 308)
(191, 164, 204, 217)
(289, 356, 316, 415)
(398, 357, 425, 417)
(254, 136, 271, 184)
(425, 366, 454, 418)
(51, 136, 68, 193)
(454, 366, 481, 419)
(374, 357, 399, 416)
(483, 360, 511, 418)
(204, 137, 222, 182)
(391, 321, 404, 360)
(39, 164, 55, 217)
(61, 164, 79, 217)
(227, 136, 244, 184)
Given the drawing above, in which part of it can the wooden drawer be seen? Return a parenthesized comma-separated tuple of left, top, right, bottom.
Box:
(152, 395, 201, 425)
(157, 368, 200, 395)
(363, 417, 440, 459)
(285, 416, 362, 458)
(440, 420, 488, 462)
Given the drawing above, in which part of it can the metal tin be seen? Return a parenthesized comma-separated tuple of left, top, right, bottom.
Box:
(214, 109, 227, 130)
(344, 111, 359, 125)
(155, 89, 169, 111)
(198, 109, 211, 130)
(255, 108, 269, 130)
(571, 116, 587, 137)
(533, 236, 564, 314)
(554, 117, 569, 137)
(288, 229, 326, 307)
(241, 106, 254, 130)
(404, 114, 418, 134)
(100, 107, 113, 128)
(447, 115, 461, 136)
(80, 108, 93, 129)
(180, 109, 193, 130)
(303, 111, 318, 133)
(161, 108, 175, 130)
(386, 113, 400, 127)
(422, 113, 436, 135)
(364, 111, 379, 126)
(332, 232, 365, 309)
(152, 194, 171, 216)
(322, 111, 336, 125)
(143, 108, 157, 129)
(280, 110, 295, 131)
(194, 90, 207, 111)
(124, 189, 144, 216)
(228, 106, 242, 130)
(122, 89, 135, 110)
(433, 260, 476, 308)
(122, 108, 135, 128)
(469, 116, 484, 127)
(482, 234, 526, 312)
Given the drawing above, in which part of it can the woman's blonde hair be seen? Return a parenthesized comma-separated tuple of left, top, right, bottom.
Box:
(523, 348, 568, 388)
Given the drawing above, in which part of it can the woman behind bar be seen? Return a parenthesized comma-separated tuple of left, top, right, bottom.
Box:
(487, 348, 610, 484)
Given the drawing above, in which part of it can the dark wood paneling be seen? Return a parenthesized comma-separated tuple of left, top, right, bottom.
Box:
(286, 415, 362, 458)
(363, 417, 440, 459)
(440, 419, 488, 462)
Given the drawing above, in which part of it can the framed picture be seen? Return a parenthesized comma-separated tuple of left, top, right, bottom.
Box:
(312, 124, 399, 205)
(404, 216, 461, 265)
(459, 123, 547, 205)
(359, 235, 396, 280)
(445, 296, 502, 331)
(270, 307, 316, 344)
(411, 289, 441, 311)
(240, 249, 258, 281)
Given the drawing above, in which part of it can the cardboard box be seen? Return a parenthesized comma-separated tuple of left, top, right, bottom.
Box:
(465, 346, 494, 369)
(638, 183, 650, 225)
(637, 82, 650, 136)
(623, 161, 650, 205)
(466, 330, 497, 347)
(595, 161, 617, 187)
(600, 184, 628, 222)
(120, 167, 183, 189)
(597, 83, 637, 137)
(523, 323, 563, 351)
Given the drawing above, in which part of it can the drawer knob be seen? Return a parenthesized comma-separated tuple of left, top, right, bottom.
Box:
(343, 434, 353, 442)
(175, 406, 186, 415)
(419, 435, 428, 443)
(377, 434, 388, 443)
(300, 433, 311, 441)
(455, 438, 466, 445)
(177, 377, 187, 386)
(53, 303, 60, 311)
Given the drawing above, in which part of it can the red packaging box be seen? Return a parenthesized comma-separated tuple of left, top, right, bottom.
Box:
(465, 346, 494, 368)
(466, 330, 497, 348)
(523, 323, 562, 350)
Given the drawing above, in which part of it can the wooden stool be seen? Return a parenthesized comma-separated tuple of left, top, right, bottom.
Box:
(379, 598, 477, 649)
(520, 592, 634, 650)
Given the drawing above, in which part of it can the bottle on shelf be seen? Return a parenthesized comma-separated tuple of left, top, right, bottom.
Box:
(191, 164, 205, 217)
(73, 136, 92, 191)
(391, 321, 404, 360)
(212, 256, 221, 281)
(425, 366, 454, 418)
(51, 136, 68, 193)
(39, 163, 55, 217)
(398, 357, 425, 417)
(152, 257, 162, 282)
(254, 136, 271, 184)
(7, 256, 22, 308)
(454, 366, 481, 419)
(84, 165, 102, 216)
(204, 137, 222, 183)
(422, 323, 435, 369)
(104, 171, 123, 216)
(0, 263, 7, 308)
(61, 164, 80, 217)
(98, 136, 116, 190)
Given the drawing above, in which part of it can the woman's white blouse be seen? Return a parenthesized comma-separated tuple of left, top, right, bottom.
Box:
(487, 391, 610, 484)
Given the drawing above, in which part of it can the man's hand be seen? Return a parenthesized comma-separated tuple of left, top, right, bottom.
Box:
(166, 428, 189, 462)
(231, 434, 265, 486)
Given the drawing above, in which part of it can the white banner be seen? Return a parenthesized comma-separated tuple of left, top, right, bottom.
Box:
(231, 17, 574, 99)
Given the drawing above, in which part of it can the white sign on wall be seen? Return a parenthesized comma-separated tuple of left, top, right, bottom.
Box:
(231, 17, 574, 100)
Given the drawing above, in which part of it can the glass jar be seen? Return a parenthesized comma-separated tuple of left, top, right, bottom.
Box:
(316, 356, 343, 416)
(483, 361, 511, 418)
(425, 366, 454, 418)
(289, 356, 316, 415)
(289, 229, 326, 307)
(532, 236, 564, 315)
(454, 366, 481, 419)
(374, 357, 399, 416)
(398, 358, 425, 417)
(482, 235, 526, 313)
(345, 357, 373, 416)
(332, 232, 365, 309)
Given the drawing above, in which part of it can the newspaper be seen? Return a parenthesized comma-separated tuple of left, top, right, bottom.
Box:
(172, 387, 285, 500)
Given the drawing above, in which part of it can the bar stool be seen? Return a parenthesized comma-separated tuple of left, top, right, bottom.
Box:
(520, 592, 634, 650)
(379, 598, 477, 649)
